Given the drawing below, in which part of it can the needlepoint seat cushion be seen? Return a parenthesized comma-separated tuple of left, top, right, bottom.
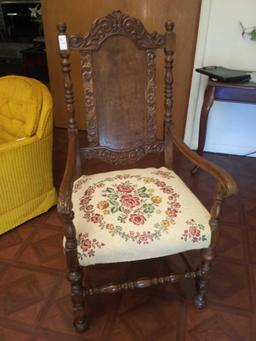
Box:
(72, 167, 211, 266)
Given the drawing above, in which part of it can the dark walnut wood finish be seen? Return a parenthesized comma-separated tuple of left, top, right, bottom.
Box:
(56, 11, 238, 332)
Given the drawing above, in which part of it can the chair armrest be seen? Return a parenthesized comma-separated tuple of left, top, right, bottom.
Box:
(57, 132, 78, 218)
(171, 131, 238, 198)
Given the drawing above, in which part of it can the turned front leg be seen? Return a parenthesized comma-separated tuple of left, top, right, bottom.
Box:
(194, 247, 214, 309)
(65, 225, 88, 332)
(194, 190, 223, 309)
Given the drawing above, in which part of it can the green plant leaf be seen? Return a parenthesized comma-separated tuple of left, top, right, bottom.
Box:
(250, 29, 256, 40)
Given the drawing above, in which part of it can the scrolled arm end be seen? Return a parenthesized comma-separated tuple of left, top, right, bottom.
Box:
(171, 131, 238, 199)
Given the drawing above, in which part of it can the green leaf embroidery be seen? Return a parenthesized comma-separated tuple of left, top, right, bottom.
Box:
(105, 187, 115, 193)
(109, 200, 118, 207)
(111, 206, 119, 213)
(108, 193, 118, 200)
(117, 216, 126, 223)
(143, 203, 154, 214)
(198, 224, 205, 230)
(139, 192, 150, 198)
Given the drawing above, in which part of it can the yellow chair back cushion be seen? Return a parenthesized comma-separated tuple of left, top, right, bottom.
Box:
(0, 76, 42, 144)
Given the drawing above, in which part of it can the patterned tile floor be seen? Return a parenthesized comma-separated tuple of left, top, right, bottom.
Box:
(0, 129, 255, 340)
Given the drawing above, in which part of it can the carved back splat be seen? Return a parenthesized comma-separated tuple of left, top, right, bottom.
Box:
(58, 11, 175, 166)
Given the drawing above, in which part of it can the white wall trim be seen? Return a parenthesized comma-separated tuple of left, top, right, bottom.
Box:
(204, 143, 256, 156)
(184, 0, 212, 148)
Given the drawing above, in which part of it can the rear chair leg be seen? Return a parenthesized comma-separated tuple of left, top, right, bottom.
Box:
(194, 190, 223, 309)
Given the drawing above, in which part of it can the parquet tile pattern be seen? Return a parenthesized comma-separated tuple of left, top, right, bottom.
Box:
(0, 128, 255, 340)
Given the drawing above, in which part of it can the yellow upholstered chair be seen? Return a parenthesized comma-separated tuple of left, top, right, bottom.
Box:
(0, 75, 57, 234)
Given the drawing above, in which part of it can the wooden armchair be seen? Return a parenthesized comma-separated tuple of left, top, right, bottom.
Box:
(56, 11, 238, 332)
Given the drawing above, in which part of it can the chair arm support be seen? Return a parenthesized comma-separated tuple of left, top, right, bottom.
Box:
(171, 131, 238, 199)
(57, 132, 78, 219)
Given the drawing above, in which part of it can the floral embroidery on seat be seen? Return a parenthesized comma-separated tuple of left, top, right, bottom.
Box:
(78, 232, 105, 259)
(151, 169, 174, 179)
(181, 219, 207, 243)
(73, 175, 90, 193)
(78, 171, 182, 245)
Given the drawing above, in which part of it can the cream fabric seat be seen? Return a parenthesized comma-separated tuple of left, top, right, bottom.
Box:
(72, 167, 211, 266)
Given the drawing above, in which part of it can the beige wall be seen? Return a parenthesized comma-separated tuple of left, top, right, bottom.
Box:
(41, 0, 201, 138)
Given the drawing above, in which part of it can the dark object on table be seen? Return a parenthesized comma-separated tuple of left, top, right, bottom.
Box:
(196, 66, 251, 83)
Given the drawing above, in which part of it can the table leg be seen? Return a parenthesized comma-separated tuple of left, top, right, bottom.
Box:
(191, 84, 215, 175)
(197, 84, 215, 155)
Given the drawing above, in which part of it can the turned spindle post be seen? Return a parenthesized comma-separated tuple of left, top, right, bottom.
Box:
(164, 21, 175, 169)
(57, 22, 87, 332)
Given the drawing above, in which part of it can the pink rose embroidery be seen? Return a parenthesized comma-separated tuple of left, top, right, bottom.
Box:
(155, 180, 166, 187)
(121, 194, 140, 208)
(166, 208, 178, 218)
(162, 186, 174, 194)
(129, 214, 146, 225)
(80, 196, 90, 206)
(117, 184, 134, 193)
(181, 219, 207, 243)
(81, 238, 91, 252)
(136, 231, 150, 244)
(83, 212, 92, 220)
(189, 226, 201, 237)
(78, 233, 105, 259)
(84, 187, 94, 196)
(91, 213, 103, 223)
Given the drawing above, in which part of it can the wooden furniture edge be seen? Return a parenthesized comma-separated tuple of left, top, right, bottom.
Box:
(171, 130, 238, 198)
(57, 131, 78, 218)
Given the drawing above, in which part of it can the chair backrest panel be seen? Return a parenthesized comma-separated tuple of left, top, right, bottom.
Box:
(81, 35, 158, 150)
(58, 11, 175, 166)
(92, 36, 148, 149)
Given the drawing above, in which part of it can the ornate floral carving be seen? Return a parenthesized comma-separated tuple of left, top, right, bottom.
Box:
(80, 51, 98, 146)
(81, 142, 164, 165)
(146, 49, 157, 141)
(57, 181, 74, 220)
(69, 11, 166, 50)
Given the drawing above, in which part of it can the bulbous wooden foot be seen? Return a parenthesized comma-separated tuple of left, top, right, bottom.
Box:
(74, 317, 89, 333)
(193, 294, 207, 310)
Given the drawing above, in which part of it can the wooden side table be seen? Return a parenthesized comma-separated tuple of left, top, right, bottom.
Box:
(197, 79, 256, 156)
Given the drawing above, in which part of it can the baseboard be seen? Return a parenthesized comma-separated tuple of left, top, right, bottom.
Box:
(186, 139, 256, 158)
